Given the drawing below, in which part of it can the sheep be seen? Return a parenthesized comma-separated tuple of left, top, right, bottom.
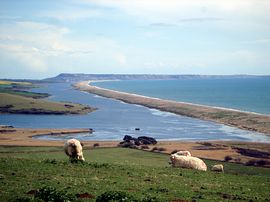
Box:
(64, 139, 85, 161)
(174, 150, 191, 157)
(170, 153, 207, 171)
(211, 164, 224, 172)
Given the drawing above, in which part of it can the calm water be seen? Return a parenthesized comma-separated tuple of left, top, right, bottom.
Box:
(94, 78, 270, 115)
(1, 82, 270, 142)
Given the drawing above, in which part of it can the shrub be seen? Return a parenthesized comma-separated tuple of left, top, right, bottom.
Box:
(93, 143, 100, 148)
(224, 156, 233, 162)
(96, 191, 135, 202)
(35, 186, 75, 202)
(245, 159, 269, 166)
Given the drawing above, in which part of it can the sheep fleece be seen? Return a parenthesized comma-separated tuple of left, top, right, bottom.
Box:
(64, 139, 85, 161)
(211, 164, 224, 172)
(170, 154, 207, 171)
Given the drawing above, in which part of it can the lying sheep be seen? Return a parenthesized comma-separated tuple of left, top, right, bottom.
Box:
(64, 139, 85, 161)
(175, 150, 191, 157)
(211, 164, 224, 172)
(170, 152, 207, 171)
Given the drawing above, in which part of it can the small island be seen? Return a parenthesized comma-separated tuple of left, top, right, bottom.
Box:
(0, 80, 95, 115)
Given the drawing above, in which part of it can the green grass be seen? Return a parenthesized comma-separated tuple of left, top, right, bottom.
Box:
(0, 88, 49, 99)
(0, 93, 94, 114)
(0, 80, 48, 99)
(0, 80, 95, 114)
(0, 146, 269, 202)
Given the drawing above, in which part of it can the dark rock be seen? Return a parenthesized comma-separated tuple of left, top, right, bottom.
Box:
(135, 128, 140, 131)
(119, 135, 157, 148)
(123, 135, 133, 142)
(138, 136, 157, 145)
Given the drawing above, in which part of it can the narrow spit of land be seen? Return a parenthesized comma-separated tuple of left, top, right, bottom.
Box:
(75, 81, 270, 135)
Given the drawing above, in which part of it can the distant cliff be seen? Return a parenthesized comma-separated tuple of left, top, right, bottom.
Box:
(44, 73, 268, 83)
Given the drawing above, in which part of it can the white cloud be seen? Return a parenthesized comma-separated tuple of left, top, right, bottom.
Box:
(0, 20, 128, 75)
(114, 53, 127, 65)
(39, 8, 103, 21)
(0, 44, 47, 73)
(82, 0, 270, 28)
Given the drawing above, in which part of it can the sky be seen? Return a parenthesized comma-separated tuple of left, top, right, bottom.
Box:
(0, 0, 270, 79)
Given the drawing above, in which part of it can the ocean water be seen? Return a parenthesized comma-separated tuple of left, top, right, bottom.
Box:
(1, 82, 270, 142)
(94, 78, 270, 115)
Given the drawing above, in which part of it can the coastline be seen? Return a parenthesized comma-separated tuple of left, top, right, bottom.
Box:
(74, 81, 270, 135)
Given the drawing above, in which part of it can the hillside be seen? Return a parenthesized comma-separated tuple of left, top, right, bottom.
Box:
(0, 80, 95, 115)
(0, 93, 95, 115)
(0, 147, 269, 202)
(44, 73, 269, 83)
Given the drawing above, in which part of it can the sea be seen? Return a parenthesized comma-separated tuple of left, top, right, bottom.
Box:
(94, 78, 270, 115)
(1, 78, 270, 142)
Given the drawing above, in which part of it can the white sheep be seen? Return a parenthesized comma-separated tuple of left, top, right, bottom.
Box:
(170, 153, 207, 171)
(64, 139, 85, 161)
(211, 164, 224, 172)
(174, 150, 191, 157)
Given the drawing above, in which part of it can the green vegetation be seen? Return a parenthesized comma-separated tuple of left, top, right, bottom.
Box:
(0, 80, 49, 99)
(0, 147, 269, 201)
(0, 80, 95, 114)
(0, 93, 94, 114)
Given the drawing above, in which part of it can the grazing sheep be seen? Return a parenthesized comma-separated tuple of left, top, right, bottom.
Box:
(170, 153, 207, 171)
(64, 139, 85, 161)
(175, 150, 192, 157)
(211, 164, 224, 172)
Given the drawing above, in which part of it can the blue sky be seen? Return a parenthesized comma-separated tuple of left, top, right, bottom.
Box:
(0, 0, 270, 79)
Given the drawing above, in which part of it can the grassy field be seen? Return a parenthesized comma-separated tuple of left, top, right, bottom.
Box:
(0, 146, 269, 202)
(0, 80, 49, 99)
(0, 80, 95, 114)
(0, 93, 95, 114)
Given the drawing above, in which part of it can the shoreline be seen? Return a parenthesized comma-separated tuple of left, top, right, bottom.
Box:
(91, 80, 270, 117)
(74, 81, 270, 135)
(0, 126, 269, 166)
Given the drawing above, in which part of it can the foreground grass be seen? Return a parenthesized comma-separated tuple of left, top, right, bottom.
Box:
(0, 147, 269, 201)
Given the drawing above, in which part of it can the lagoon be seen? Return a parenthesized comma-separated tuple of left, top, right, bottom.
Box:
(1, 82, 270, 142)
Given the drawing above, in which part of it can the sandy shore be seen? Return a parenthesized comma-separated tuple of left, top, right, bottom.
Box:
(74, 81, 270, 135)
(1, 126, 269, 166)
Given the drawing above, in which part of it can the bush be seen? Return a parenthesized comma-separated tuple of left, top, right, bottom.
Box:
(245, 159, 269, 166)
(96, 191, 135, 202)
(35, 186, 75, 202)
(224, 156, 233, 162)
(93, 143, 100, 148)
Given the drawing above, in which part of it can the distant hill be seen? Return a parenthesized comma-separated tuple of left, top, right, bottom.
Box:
(43, 73, 269, 83)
